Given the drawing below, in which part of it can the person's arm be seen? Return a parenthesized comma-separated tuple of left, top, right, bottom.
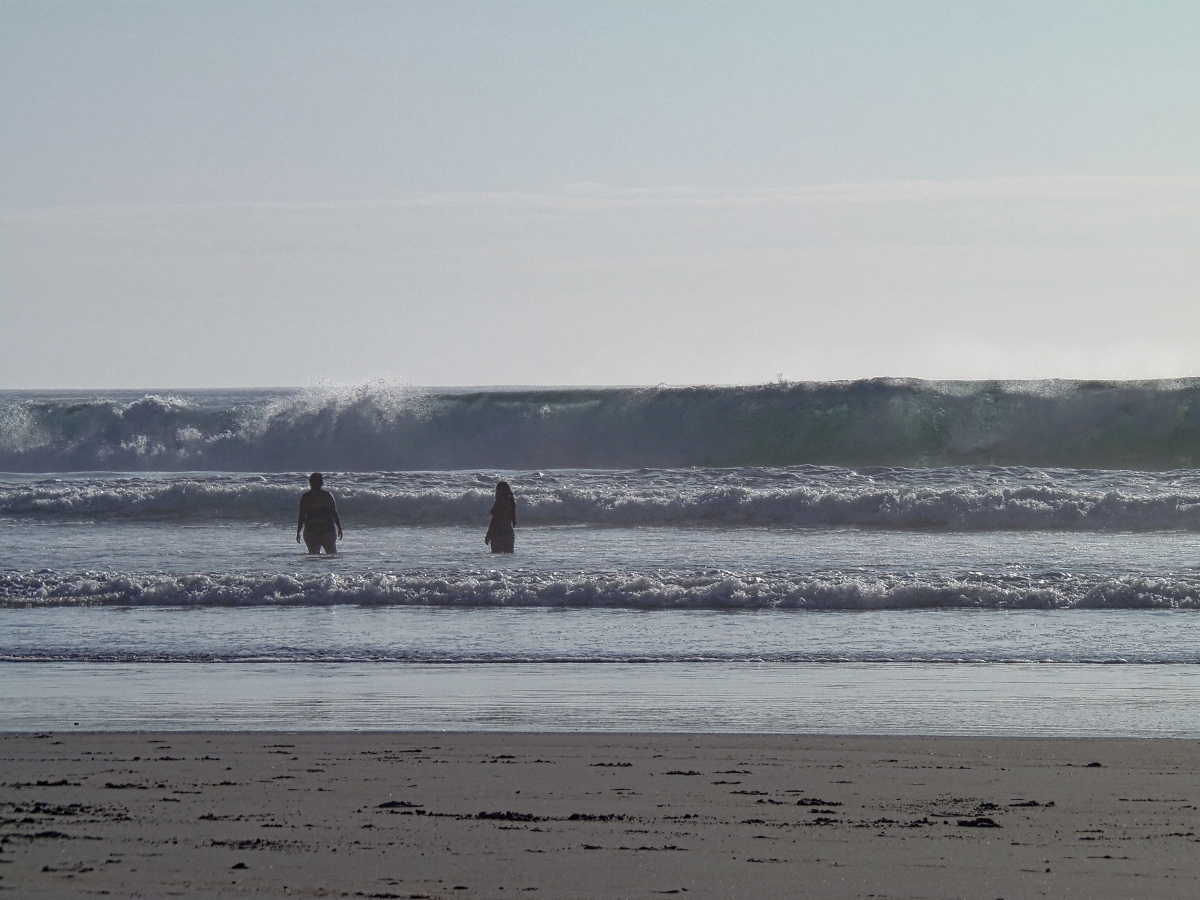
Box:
(297, 495, 307, 542)
(330, 495, 343, 539)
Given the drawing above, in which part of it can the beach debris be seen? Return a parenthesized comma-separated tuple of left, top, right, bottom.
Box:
(957, 816, 1001, 827)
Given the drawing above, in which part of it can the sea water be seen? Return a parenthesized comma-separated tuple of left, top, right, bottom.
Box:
(4, 383, 1200, 734)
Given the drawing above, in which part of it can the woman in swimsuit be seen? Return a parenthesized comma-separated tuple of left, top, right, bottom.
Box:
(484, 481, 516, 553)
(297, 472, 343, 554)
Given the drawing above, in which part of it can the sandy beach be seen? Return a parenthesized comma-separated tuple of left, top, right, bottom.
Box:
(2, 732, 1199, 898)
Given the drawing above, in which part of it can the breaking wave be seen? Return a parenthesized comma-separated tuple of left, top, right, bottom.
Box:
(4, 569, 1199, 611)
(4, 467, 1200, 531)
(5, 378, 1200, 472)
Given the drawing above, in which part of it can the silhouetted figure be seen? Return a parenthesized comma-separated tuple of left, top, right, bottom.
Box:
(485, 481, 516, 553)
(297, 472, 342, 554)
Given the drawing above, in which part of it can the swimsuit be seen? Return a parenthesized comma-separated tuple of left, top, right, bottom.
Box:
(486, 497, 516, 553)
(303, 506, 336, 536)
(300, 490, 338, 554)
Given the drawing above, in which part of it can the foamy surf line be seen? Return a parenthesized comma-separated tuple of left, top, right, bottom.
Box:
(4, 570, 1200, 610)
(6, 468, 1200, 530)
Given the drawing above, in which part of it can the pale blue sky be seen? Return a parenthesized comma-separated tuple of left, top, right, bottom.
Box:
(2, 2, 1199, 386)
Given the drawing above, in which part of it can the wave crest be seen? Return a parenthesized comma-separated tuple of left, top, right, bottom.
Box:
(6, 378, 1200, 471)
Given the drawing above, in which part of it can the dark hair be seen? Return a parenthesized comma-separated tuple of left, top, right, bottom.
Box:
(496, 480, 514, 500)
(309, 472, 324, 488)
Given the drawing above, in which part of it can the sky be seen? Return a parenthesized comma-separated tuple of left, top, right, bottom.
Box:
(2, 1, 1199, 388)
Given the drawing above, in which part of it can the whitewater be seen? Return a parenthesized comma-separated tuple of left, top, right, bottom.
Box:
(4, 382, 1200, 733)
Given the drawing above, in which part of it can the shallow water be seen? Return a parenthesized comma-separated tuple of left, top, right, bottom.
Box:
(6, 661, 1200, 736)
(5, 523, 1200, 611)
(3, 606, 1200, 664)
(5, 459, 1200, 733)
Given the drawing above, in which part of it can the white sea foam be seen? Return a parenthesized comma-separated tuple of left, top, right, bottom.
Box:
(3, 569, 1197, 611)
(4, 468, 1200, 531)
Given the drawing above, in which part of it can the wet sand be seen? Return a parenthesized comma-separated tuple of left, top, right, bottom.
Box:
(3, 732, 1200, 898)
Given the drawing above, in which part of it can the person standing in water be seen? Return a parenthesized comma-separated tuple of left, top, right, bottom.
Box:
(297, 472, 343, 554)
(484, 481, 516, 553)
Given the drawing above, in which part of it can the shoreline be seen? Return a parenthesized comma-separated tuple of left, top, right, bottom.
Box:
(6, 659, 1200, 736)
(4, 731, 1200, 898)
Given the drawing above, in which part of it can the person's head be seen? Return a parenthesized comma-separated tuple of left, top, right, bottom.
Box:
(309, 472, 324, 489)
(496, 480, 513, 500)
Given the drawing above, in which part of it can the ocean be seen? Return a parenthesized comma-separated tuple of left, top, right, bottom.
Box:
(4, 380, 1200, 734)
